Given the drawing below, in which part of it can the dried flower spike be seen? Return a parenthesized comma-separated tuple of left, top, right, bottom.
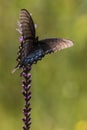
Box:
(21, 66, 32, 130)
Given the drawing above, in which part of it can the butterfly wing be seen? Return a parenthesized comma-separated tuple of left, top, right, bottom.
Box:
(22, 38, 73, 67)
(39, 38, 73, 54)
(16, 9, 36, 67)
(20, 9, 35, 40)
(23, 46, 44, 66)
(20, 9, 35, 57)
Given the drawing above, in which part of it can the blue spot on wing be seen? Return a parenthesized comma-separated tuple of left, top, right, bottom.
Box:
(23, 48, 44, 66)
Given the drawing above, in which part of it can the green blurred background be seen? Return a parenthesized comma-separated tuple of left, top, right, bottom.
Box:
(0, 0, 87, 130)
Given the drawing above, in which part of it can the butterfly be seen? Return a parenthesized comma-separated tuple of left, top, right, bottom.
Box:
(12, 9, 73, 73)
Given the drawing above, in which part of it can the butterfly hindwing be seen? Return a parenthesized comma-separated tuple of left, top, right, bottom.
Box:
(23, 46, 44, 66)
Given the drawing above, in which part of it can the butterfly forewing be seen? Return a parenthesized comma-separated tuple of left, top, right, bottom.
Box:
(39, 38, 73, 54)
(19, 9, 36, 61)
(22, 38, 73, 66)
(20, 9, 35, 38)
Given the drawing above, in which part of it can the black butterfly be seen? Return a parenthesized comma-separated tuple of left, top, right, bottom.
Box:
(12, 9, 73, 72)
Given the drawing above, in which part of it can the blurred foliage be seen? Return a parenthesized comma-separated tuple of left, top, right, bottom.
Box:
(0, 0, 87, 130)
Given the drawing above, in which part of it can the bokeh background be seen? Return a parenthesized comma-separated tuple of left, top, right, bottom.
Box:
(0, 0, 87, 130)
